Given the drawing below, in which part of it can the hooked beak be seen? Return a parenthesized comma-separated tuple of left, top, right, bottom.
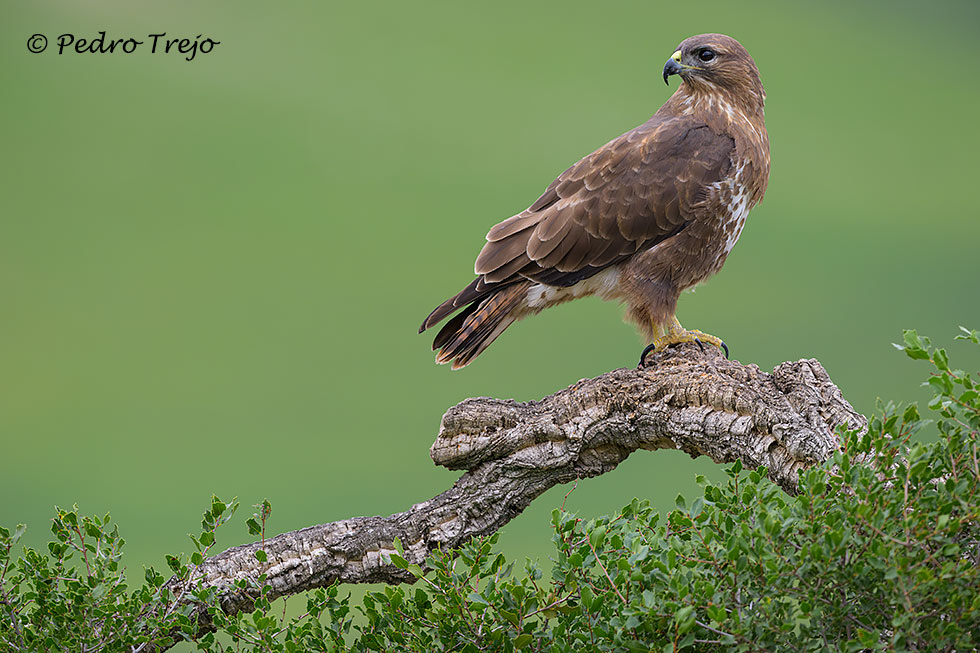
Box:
(663, 49, 693, 85)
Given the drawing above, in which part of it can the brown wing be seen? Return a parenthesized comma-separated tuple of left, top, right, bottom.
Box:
(477, 115, 734, 284)
(421, 115, 733, 332)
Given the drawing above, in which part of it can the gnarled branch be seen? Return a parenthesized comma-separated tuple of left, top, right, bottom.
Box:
(156, 344, 864, 649)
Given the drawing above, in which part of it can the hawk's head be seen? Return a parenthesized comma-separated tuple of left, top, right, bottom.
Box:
(663, 34, 763, 104)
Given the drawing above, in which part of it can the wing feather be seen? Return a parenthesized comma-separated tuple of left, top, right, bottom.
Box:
(486, 213, 538, 242)
(476, 227, 534, 276)
(483, 251, 532, 284)
(555, 228, 596, 271)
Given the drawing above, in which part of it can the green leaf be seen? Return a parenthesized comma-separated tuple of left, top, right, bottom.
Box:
(500, 609, 520, 628)
(467, 591, 488, 605)
(589, 525, 607, 549)
(514, 633, 533, 649)
(707, 604, 726, 622)
(580, 585, 594, 612)
(643, 590, 657, 609)
(903, 329, 929, 352)
(389, 553, 408, 570)
(956, 326, 980, 343)
(674, 605, 696, 634)
(690, 496, 704, 519)
(903, 404, 920, 423)
(254, 549, 267, 563)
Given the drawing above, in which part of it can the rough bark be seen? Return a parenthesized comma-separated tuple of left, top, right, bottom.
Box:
(155, 344, 865, 649)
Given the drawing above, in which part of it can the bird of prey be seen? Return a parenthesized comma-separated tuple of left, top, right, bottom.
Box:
(420, 33, 770, 369)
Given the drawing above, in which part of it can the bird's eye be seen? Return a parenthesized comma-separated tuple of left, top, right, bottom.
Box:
(698, 49, 716, 62)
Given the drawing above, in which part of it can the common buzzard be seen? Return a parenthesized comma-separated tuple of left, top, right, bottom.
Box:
(421, 34, 770, 368)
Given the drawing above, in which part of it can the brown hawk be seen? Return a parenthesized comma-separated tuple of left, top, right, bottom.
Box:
(420, 33, 770, 369)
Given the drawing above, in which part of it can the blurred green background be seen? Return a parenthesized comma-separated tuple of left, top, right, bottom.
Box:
(2, 0, 979, 602)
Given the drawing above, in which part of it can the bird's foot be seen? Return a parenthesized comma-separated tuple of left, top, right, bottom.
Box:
(680, 329, 729, 358)
(638, 327, 729, 367)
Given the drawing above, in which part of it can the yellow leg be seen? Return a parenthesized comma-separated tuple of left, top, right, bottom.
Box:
(640, 316, 728, 366)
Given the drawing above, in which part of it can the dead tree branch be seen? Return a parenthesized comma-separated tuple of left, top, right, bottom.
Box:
(156, 344, 864, 649)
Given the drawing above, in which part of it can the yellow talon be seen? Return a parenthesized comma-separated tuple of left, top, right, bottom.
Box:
(641, 317, 729, 366)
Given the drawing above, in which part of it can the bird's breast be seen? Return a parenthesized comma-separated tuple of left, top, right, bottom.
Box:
(674, 162, 758, 286)
(715, 172, 753, 259)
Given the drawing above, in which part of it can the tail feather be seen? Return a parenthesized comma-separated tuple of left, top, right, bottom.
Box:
(425, 281, 531, 369)
(447, 315, 517, 369)
(420, 278, 485, 334)
(431, 303, 478, 351)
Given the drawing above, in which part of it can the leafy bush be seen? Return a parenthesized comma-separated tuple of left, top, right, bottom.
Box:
(2, 329, 978, 651)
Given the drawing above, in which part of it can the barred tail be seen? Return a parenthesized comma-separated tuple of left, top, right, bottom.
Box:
(420, 281, 530, 369)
